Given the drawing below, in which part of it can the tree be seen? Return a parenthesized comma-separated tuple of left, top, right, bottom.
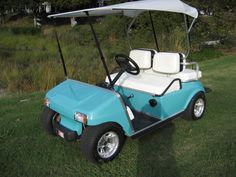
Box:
(50, 0, 96, 11)
(185, 0, 236, 14)
(0, 0, 10, 24)
(184, 0, 236, 45)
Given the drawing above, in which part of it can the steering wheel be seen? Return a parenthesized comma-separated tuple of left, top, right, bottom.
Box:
(115, 54, 140, 75)
(108, 54, 140, 89)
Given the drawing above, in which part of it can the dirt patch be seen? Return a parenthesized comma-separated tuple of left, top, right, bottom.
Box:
(223, 46, 236, 56)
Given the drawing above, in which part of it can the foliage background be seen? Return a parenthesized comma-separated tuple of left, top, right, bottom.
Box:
(0, 0, 235, 93)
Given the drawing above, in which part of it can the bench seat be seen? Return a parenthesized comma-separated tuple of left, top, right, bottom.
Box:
(106, 72, 180, 95)
(106, 50, 201, 95)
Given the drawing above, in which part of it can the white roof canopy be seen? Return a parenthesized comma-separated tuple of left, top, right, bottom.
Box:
(48, 0, 199, 19)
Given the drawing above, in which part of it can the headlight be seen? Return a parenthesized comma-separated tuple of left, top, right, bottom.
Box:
(44, 98, 50, 107)
(74, 112, 87, 124)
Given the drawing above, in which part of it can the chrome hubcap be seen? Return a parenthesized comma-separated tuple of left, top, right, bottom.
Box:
(194, 98, 205, 118)
(97, 131, 119, 159)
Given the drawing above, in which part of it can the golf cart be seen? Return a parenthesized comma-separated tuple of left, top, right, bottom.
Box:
(41, 0, 206, 163)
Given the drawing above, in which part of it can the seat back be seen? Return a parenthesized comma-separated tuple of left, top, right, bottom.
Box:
(129, 49, 152, 69)
(152, 52, 184, 74)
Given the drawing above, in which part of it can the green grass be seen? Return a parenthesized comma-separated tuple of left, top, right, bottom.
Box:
(0, 54, 236, 177)
(190, 46, 223, 61)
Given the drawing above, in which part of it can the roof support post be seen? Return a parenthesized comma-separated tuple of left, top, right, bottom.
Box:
(52, 18, 68, 79)
(126, 17, 136, 50)
(188, 18, 197, 33)
(184, 14, 191, 58)
(55, 30, 68, 79)
(149, 11, 159, 52)
(85, 11, 112, 84)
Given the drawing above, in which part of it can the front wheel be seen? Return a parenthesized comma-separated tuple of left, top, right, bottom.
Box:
(41, 106, 57, 135)
(80, 123, 125, 163)
(183, 92, 206, 120)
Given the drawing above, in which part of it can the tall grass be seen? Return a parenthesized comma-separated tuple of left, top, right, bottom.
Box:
(0, 16, 129, 93)
(0, 15, 224, 93)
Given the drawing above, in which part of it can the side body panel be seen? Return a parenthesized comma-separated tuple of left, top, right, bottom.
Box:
(115, 80, 205, 120)
(45, 79, 204, 137)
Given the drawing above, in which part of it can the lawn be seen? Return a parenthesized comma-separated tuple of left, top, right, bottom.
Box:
(0, 54, 236, 177)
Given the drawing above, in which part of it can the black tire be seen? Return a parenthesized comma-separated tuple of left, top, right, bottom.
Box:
(41, 106, 57, 135)
(80, 122, 125, 163)
(183, 92, 206, 120)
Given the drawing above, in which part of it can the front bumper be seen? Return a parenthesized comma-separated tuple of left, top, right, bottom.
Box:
(53, 120, 80, 141)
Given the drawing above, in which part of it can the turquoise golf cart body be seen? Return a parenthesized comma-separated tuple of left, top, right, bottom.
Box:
(42, 0, 206, 163)
(46, 79, 204, 137)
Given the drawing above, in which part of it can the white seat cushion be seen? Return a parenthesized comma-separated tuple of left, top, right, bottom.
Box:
(106, 72, 180, 95)
(170, 69, 202, 82)
(153, 52, 181, 74)
(143, 68, 202, 82)
(129, 49, 152, 69)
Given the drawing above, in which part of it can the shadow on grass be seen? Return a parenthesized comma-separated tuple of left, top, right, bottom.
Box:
(136, 123, 179, 177)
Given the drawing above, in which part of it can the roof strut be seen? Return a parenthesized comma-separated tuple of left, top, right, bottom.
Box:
(54, 26, 68, 79)
(149, 11, 159, 52)
(184, 14, 191, 58)
(126, 17, 136, 50)
(85, 11, 112, 85)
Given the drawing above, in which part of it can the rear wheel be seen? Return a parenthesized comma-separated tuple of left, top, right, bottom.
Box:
(183, 92, 206, 120)
(80, 122, 124, 163)
(41, 106, 57, 135)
